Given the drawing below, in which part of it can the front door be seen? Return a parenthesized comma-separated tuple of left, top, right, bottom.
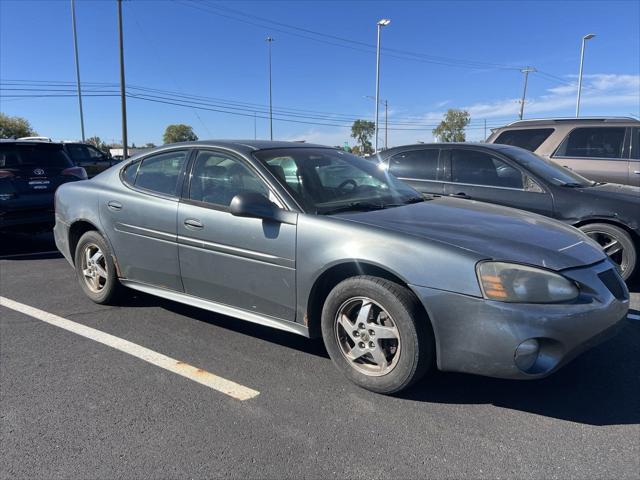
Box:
(386, 148, 445, 196)
(442, 148, 554, 216)
(99, 149, 189, 291)
(177, 149, 297, 321)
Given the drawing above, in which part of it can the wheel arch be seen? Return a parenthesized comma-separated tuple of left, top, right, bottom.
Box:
(305, 261, 435, 344)
(68, 220, 102, 266)
(574, 217, 640, 244)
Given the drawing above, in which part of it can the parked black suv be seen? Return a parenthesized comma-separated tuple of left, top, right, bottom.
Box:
(62, 142, 116, 178)
(0, 140, 87, 232)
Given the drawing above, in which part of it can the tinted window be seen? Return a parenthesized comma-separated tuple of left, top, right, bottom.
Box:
(451, 149, 523, 189)
(134, 150, 187, 196)
(189, 151, 268, 207)
(631, 127, 639, 160)
(66, 144, 105, 161)
(555, 127, 625, 159)
(0, 144, 72, 168)
(389, 149, 439, 180)
(122, 160, 140, 185)
(494, 128, 554, 151)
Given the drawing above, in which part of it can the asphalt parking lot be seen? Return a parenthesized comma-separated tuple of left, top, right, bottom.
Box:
(1, 232, 639, 479)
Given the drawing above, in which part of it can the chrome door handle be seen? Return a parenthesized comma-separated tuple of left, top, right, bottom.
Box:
(107, 201, 122, 211)
(184, 218, 204, 229)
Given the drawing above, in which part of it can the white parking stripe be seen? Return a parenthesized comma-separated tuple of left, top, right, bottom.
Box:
(0, 296, 260, 401)
(0, 250, 60, 259)
(628, 313, 640, 322)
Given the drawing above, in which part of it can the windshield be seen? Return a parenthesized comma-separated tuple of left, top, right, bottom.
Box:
(0, 144, 72, 169)
(498, 146, 594, 187)
(253, 148, 422, 214)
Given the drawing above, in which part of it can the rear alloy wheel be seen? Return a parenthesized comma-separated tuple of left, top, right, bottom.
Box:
(74, 230, 122, 304)
(579, 223, 637, 281)
(321, 276, 434, 394)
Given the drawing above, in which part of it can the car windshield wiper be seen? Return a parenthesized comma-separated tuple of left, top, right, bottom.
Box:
(320, 201, 388, 215)
(560, 182, 588, 188)
(402, 196, 426, 204)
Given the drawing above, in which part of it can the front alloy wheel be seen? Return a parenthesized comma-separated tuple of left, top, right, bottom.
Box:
(321, 276, 434, 394)
(335, 297, 401, 376)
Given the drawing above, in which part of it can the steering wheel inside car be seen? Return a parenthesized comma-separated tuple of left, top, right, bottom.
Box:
(337, 179, 358, 193)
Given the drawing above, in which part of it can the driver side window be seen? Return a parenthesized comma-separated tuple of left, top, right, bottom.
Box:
(189, 151, 269, 208)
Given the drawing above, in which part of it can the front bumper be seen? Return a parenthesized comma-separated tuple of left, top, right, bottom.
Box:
(410, 259, 629, 379)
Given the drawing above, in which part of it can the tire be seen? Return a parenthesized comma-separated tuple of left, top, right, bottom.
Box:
(321, 275, 434, 394)
(579, 223, 637, 281)
(74, 230, 123, 304)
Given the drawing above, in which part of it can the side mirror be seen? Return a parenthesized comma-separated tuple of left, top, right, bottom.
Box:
(229, 192, 296, 225)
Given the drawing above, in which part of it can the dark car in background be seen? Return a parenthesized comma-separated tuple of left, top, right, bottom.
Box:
(0, 140, 87, 232)
(376, 143, 640, 280)
(486, 117, 640, 186)
(62, 142, 116, 178)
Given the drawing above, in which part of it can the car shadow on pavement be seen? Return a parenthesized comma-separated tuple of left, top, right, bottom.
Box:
(402, 319, 640, 426)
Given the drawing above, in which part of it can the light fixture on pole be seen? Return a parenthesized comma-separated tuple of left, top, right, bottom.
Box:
(518, 66, 536, 120)
(266, 36, 274, 140)
(117, 0, 128, 159)
(70, 0, 85, 142)
(374, 18, 390, 153)
(576, 33, 595, 117)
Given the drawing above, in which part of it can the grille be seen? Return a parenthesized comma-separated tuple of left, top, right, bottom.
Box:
(598, 269, 628, 301)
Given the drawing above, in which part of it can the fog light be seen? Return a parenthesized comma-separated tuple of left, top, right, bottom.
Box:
(514, 339, 540, 372)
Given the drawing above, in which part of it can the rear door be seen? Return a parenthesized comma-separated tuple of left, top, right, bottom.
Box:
(442, 147, 554, 216)
(386, 148, 445, 195)
(551, 126, 629, 184)
(99, 149, 189, 291)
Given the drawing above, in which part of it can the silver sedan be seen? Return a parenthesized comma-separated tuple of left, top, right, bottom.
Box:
(54, 141, 630, 393)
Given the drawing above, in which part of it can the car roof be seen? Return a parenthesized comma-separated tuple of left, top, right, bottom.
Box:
(495, 117, 640, 128)
(0, 139, 64, 147)
(155, 140, 333, 154)
(376, 142, 511, 157)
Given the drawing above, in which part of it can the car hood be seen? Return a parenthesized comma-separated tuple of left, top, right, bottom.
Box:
(336, 197, 606, 271)
(580, 182, 640, 200)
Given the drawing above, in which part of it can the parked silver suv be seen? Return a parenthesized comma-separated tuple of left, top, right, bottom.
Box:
(486, 117, 640, 186)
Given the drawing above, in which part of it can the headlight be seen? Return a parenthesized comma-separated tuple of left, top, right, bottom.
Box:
(477, 262, 579, 303)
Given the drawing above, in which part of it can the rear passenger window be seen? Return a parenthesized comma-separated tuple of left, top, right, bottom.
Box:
(631, 128, 639, 160)
(134, 150, 187, 196)
(494, 128, 554, 152)
(389, 149, 439, 180)
(451, 149, 524, 189)
(554, 127, 625, 159)
(122, 160, 140, 185)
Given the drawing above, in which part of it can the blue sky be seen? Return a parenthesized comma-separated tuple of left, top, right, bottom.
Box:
(1, 0, 639, 147)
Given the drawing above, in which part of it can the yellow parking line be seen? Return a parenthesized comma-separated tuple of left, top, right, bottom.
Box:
(0, 296, 260, 401)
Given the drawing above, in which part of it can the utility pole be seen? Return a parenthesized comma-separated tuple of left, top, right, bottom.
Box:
(374, 19, 390, 153)
(266, 36, 274, 140)
(253, 112, 257, 140)
(576, 34, 596, 117)
(483, 118, 487, 142)
(519, 66, 536, 120)
(384, 99, 388, 150)
(117, 0, 128, 159)
(70, 0, 85, 142)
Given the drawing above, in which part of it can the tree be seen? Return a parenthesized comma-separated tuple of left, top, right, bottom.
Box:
(163, 124, 198, 144)
(0, 113, 37, 138)
(86, 136, 110, 154)
(350, 119, 374, 155)
(432, 109, 470, 142)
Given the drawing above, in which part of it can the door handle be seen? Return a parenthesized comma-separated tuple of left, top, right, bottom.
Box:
(184, 218, 204, 229)
(633, 171, 640, 175)
(107, 201, 122, 211)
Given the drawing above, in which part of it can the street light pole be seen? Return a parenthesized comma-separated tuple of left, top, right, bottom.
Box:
(70, 0, 85, 142)
(117, 0, 128, 159)
(374, 19, 390, 153)
(518, 66, 536, 120)
(384, 99, 388, 150)
(266, 36, 274, 140)
(576, 33, 595, 117)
